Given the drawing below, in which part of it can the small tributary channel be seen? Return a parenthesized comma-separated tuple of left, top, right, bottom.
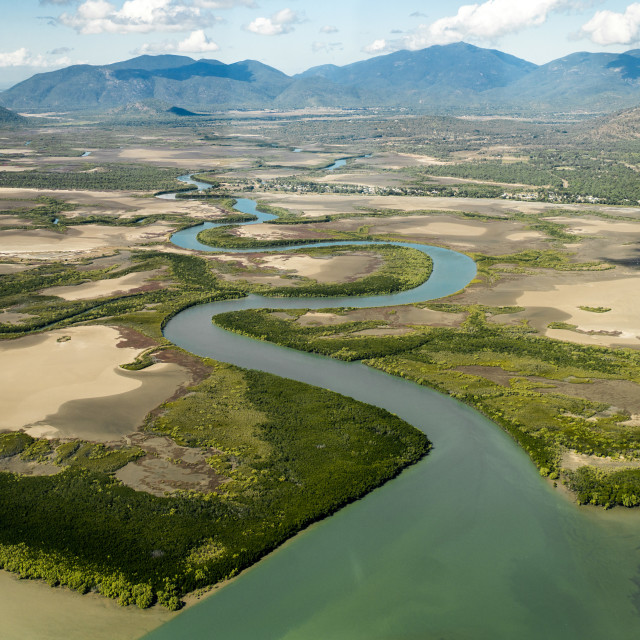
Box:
(146, 177, 640, 640)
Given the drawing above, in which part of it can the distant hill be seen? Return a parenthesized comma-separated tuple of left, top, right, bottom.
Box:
(0, 105, 26, 125)
(488, 50, 640, 111)
(297, 43, 536, 104)
(0, 57, 290, 111)
(583, 105, 640, 140)
(3, 43, 640, 114)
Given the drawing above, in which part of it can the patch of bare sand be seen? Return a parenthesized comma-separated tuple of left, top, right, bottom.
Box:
(232, 224, 310, 241)
(505, 231, 545, 241)
(117, 436, 225, 497)
(0, 263, 36, 274)
(0, 223, 174, 258)
(296, 306, 465, 328)
(351, 327, 412, 336)
(259, 252, 381, 283)
(115, 147, 255, 169)
(0, 457, 60, 476)
(561, 450, 640, 472)
(43, 269, 166, 300)
(371, 219, 487, 238)
(318, 172, 408, 189)
(0, 309, 32, 324)
(0, 148, 35, 155)
(211, 254, 254, 268)
(0, 570, 171, 640)
(0, 326, 190, 440)
(397, 153, 451, 166)
(515, 275, 640, 347)
(0, 215, 31, 225)
(0, 199, 38, 211)
(547, 217, 640, 235)
(296, 311, 343, 326)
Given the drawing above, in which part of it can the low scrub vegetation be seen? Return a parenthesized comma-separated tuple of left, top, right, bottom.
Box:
(0, 363, 429, 609)
(214, 304, 640, 507)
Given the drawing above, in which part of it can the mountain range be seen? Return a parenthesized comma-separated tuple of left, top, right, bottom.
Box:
(1, 42, 640, 113)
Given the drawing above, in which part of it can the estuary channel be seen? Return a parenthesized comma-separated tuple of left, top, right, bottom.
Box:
(148, 177, 640, 640)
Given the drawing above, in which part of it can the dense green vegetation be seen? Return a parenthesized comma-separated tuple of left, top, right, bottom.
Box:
(214, 308, 432, 360)
(566, 467, 640, 507)
(213, 304, 640, 506)
(0, 363, 428, 608)
(411, 150, 640, 205)
(579, 306, 611, 313)
(0, 165, 185, 191)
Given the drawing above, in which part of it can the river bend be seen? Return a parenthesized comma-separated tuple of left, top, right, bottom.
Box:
(147, 178, 640, 640)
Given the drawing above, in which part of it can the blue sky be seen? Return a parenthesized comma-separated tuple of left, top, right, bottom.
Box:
(1, 1, 639, 88)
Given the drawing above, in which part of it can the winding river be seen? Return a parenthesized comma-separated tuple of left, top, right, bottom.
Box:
(146, 177, 640, 640)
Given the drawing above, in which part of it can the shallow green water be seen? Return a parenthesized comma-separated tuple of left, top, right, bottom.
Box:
(145, 190, 640, 640)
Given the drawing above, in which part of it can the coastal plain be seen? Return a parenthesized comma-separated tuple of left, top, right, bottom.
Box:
(2, 110, 640, 638)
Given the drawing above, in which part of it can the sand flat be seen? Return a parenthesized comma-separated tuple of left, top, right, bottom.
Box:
(43, 269, 166, 300)
(0, 326, 190, 438)
(505, 231, 545, 241)
(0, 571, 171, 640)
(233, 224, 305, 240)
(259, 253, 381, 283)
(0, 223, 174, 258)
(546, 217, 640, 235)
(371, 219, 488, 237)
(515, 275, 640, 347)
(0, 310, 31, 324)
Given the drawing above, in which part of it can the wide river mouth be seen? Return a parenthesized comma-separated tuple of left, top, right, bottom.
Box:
(147, 178, 640, 640)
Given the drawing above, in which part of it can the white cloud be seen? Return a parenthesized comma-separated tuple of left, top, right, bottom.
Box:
(365, 0, 572, 54)
(581, 3, 640, 45)
(416, 0, 569, 46)
(137, 29, 219, 53)
(311, 41, 342, 53)
(320, 25, 338, 34)
(58, 0, 219, 34)
(176, 29, 219, 52)
(246, 8, 301, 36)
(363, 39, 393, 55)
(0, 48, 72, 68)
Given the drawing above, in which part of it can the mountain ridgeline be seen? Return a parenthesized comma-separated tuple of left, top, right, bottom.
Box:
(2, 43, 640, 114)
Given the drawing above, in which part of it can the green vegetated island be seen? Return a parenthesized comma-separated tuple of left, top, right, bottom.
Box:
(1, 103, 640, 617)
(0, 213, 432, 609)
